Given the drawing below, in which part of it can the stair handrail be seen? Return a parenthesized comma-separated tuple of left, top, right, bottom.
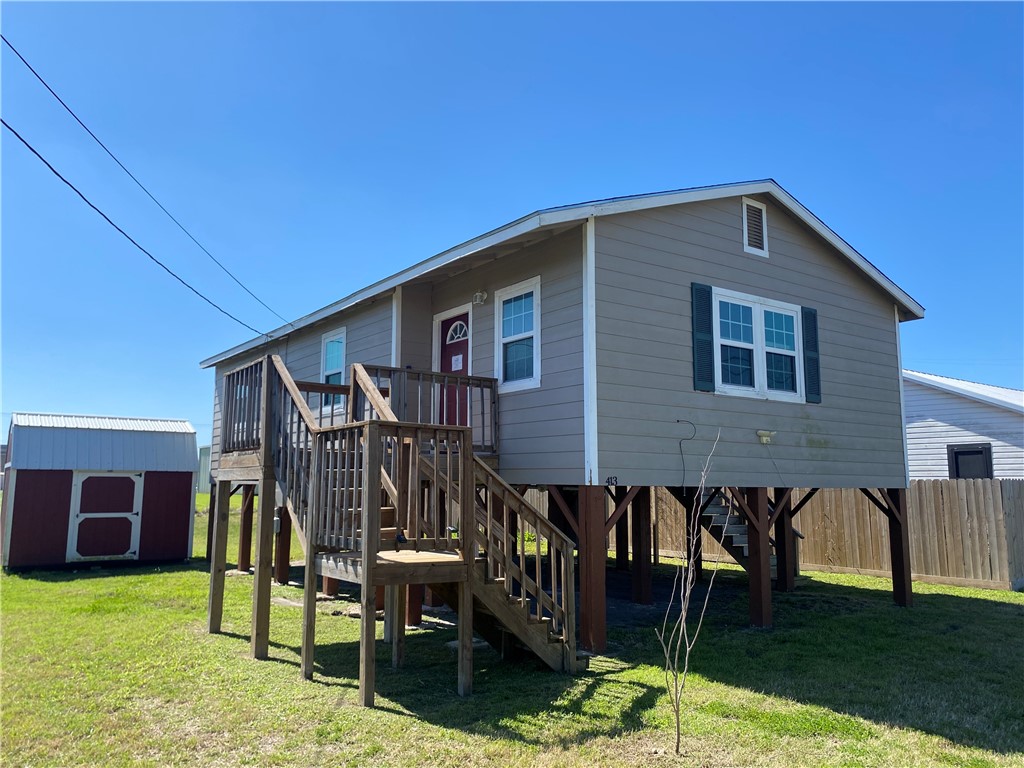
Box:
(472, 457, 576, 657)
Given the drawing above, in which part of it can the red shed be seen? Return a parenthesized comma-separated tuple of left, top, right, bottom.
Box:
(1, 413, 198, 569)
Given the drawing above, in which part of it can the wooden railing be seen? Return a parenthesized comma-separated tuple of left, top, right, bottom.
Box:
(359, 365, 498, 454)
(264, 358, 473, 557)
(472, 459, 576, 648)
(221, 359, 264, 453)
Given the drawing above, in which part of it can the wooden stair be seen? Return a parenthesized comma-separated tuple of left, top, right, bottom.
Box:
(701, 495, 778, 578)
(430, 565, 588, 673)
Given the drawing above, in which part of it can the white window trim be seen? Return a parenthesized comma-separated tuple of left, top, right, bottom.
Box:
(742, 196, 769, 258)
(712, 287, 804, 403)
(494, 275, 541, 393)
(431, 303, 473, 374)
(321, 326, 347, 384)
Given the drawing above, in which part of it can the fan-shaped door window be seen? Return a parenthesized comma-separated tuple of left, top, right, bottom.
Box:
(446, 321, 469, 344)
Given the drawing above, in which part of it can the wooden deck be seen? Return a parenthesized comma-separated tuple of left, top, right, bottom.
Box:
(316, 549, 469, 587)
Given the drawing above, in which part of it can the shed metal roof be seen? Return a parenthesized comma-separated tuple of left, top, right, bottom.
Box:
(11, 413, 195, 433)
(201, 179, 926, 369)
(903, 371, 1024, 415)
(7, 413, 198, 472)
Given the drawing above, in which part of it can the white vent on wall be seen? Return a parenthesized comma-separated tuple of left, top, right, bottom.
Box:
(742, 197, 769, 257)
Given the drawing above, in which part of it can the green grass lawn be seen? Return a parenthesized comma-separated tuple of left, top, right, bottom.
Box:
(2, 507, 1023, 767)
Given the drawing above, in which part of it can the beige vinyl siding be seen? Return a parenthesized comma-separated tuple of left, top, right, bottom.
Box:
(595, 195, 907, 489)
(210, 295, 393, 474)
(430, 228, 585, 485)
(399, 283, 433, 369)
(905, 380, 1024, 479)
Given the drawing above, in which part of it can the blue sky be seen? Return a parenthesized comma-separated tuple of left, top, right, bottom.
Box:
(2, 2, 1022, 447)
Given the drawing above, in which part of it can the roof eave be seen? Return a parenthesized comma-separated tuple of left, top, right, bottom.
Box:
(201, 179, 924, 369)
(903, 371, 1024, 415)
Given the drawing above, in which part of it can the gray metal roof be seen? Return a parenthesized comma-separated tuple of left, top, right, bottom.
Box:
(201, 179, 926, 369)
(7, 413, 198, 472)
(11, 413, 195, 433)
(903, 371, 1024, 415)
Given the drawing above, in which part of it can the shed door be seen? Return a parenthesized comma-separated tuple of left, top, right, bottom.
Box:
(66, 472, 143, 562)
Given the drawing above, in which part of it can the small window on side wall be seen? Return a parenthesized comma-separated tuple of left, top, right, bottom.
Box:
(947, 443, 993, 479)
(321, 328, 346, 407)
(494, 276, 541, 393)
(742, 197, 769, 257)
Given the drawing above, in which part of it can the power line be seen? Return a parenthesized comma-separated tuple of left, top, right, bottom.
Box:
(3, 117, 267, 338)
(1, 34, 292, 326)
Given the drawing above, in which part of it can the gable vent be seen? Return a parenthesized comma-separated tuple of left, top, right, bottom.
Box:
(746, 204, 764, 249)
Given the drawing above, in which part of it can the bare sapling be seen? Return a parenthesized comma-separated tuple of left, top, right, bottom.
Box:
(655, 434, 726, 755)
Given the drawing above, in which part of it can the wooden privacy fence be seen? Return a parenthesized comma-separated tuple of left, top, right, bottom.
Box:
(655, 481, 1023, 591)
(794, 480, 1024, 591)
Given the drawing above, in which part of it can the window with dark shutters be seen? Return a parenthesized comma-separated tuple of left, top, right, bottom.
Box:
(692, 282, 821, 404)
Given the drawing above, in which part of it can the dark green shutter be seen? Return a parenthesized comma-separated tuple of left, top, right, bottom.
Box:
(802, 306, 821, 403)
(692, 283, 715, 392)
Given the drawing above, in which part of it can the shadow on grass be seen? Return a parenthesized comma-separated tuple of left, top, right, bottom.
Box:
(606, 564, 1024, 755)
(308, 628, 662, 749)
(4, 557, 214, 582)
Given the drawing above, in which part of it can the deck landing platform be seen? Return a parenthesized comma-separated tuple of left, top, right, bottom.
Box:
(316, 549, 469, 587)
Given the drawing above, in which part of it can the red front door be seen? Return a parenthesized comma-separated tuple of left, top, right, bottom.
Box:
(439, 313, 470, 425)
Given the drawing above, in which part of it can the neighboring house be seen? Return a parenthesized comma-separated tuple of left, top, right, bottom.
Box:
(200, 179, 925, 677)
(1, 413, 198, 569)
(903, 371, 1024, 479)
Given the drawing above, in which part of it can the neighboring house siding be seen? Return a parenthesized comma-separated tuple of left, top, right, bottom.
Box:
(594, 195, 906, 489)
(904, 379, 1024, 479)
(430, 228, 585, 485)
(210, 296, 393, 473)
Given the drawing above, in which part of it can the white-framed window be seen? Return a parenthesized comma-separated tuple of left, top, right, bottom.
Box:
(742, 196, 769, 257)
(712, 287, 803, 402)
(494, 276, 541, 392)
(321, 328, 347, 406)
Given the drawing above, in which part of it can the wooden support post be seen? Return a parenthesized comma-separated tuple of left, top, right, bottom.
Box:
(207, 479, 232, 633)
(205, 491, 215, 561)
(383, 585, 395, 643)
(407, 584, 424, 626)
(773, 487, 796, 593)
(745, 487, 772, 628)
(652, 488, 660, 566)
(274, 509, 291, 585)
(322, 576, 340, 597)
(424, 587, 444, 607)
(683, 487, 703, 582)
(238, 485, 255, 572)
(358, 581, 376, 705)
(885, 487, 914, 608)
(577, 485, 608, 653)
(392, 584, 407, 669)
(358, 423, 382, 707)
(251, 357, 275, 659)
(251, 472, 275, 658)
(300, 543, 317, 680)
(614, 487, 630, 571)
(457, 580, 473, 696)
(631, 487, 653, 604)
